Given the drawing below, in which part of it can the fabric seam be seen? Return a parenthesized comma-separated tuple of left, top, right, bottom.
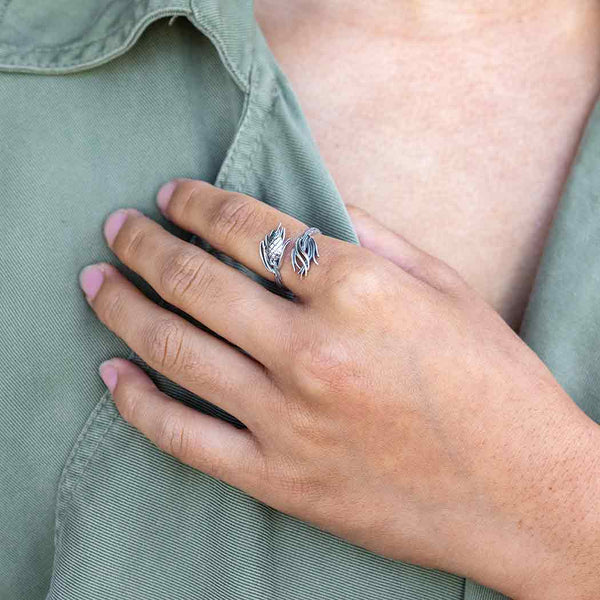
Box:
(52, 390, 121, 545)
(0, 0, 154, 51)
(238, 86, 279, 192)
(188, 1, 249, 93)
(0, 4, 250, 93)
(0, 2, 251, 93)
(0, 7, 191, 74)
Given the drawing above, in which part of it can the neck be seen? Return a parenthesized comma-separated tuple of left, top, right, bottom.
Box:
(256, 0, 592, 39)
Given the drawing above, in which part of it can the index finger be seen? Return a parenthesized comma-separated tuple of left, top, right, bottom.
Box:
(156, 179, 354, 299)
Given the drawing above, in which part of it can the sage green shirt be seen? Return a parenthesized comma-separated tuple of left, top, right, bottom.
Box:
(1, 2, 598, 599)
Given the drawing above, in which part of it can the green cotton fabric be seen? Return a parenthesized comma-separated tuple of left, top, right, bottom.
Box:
(0, 2, 599, 599)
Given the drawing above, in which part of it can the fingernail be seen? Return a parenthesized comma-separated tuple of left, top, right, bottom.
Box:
(157, 180, 177, 213)
(79, 264, 104, 301)
(99, 360, 118, 393)
(104, 209, 139, 246)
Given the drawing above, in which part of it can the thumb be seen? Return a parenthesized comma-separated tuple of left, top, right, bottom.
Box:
(346, 204, 468, 295)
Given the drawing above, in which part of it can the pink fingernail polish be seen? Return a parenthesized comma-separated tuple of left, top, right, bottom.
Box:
(99, 360, 118, 393)
(79, 264, 104, 301)
(157, 180, 177, 213)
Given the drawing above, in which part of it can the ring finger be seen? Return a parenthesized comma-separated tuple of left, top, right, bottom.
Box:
(156, 179, 357, 299)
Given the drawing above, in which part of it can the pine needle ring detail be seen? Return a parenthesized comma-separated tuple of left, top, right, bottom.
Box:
(291, 227, 321, 278)
(259, 223, 291, 287)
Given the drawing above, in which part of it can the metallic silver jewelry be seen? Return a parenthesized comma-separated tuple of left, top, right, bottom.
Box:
(291, 227, 321, 278)
(259, 222, 291, 287)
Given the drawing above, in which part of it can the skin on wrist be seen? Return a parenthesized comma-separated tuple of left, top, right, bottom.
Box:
(473, 409, 600, 600)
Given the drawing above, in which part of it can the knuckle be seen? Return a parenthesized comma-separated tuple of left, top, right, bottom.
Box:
(196, 450, 226, 482)
(115, 219, 146, 261)
(169, 180, 198, 221)
(279, 471, 318, 500)
(156, 408, 193, 462)
(328, 258, 391, 312)
(115, 385, 143, 425)
(101, 288, 128, 329)
(143, 318, 186, 373)
(211, 193, 258, 245)
(160, 250, 214, 304)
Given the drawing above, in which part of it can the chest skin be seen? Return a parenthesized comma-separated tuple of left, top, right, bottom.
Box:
(255, 1, 600, 331)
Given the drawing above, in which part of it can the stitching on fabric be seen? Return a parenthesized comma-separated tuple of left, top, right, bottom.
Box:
(54, 391, 112, 516)
(0, 9, 186, 72)
(57, 393, 110, 487)
(238, 84, 280, 192)
(216, 32, 278, 191)
(188, 2, 249, 93)
(0, 4, 250, 95)
(0, 7, 196, 75)
(53, 390, 122, 542)
(214, 83, 255, 188)
(0, 0, 151, 50)
(0, 8, 188, 72)
(47, 388, 125, 600)
(59, 409, 121, 518)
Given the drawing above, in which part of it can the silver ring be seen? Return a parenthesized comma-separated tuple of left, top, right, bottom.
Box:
(259, 222, 291, 287)
(291, 227, 320, 278)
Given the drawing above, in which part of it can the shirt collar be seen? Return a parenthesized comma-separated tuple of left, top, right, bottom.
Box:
(189, 0, 256, 93)
(0, 0, 257, 85)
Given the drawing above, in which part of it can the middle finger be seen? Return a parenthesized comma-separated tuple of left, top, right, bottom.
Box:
(104, 208, 295, 368)
(156, 179, 356, 298)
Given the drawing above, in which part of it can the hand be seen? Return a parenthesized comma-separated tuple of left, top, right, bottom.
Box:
(79, 179, 600, 600)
